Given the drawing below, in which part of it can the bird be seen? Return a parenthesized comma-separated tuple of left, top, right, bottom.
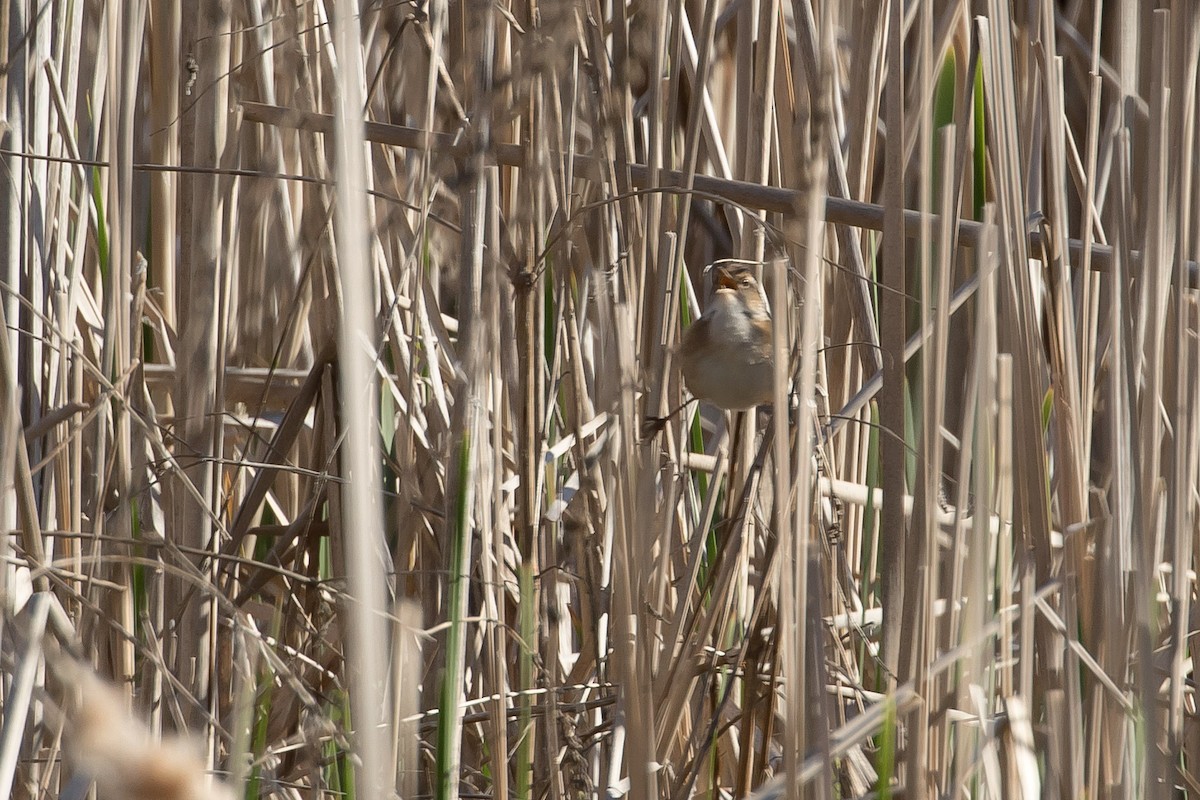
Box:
(679, 262, 775, 410)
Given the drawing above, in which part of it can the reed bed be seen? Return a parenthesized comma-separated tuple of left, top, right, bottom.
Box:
(1, 1, 1198, 798)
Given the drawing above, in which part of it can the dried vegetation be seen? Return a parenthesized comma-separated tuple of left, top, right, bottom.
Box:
(1, 1, 1199, 799)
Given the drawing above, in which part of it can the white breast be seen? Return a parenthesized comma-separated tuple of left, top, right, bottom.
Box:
(681, 292, 774, 409)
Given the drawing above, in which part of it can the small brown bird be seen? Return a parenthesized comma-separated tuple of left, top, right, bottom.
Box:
(680, 263, 774, 410)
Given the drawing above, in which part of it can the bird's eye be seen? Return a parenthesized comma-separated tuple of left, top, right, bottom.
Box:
(741, 278, 751, 287)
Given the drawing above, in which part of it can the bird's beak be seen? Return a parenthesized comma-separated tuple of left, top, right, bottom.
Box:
(715, 268, 739, 290)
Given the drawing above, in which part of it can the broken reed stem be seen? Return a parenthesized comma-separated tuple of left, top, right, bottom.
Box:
(239, 100, 1200, 287)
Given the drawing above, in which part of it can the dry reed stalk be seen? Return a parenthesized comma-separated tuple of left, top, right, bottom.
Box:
(330, 0, 390, 797)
